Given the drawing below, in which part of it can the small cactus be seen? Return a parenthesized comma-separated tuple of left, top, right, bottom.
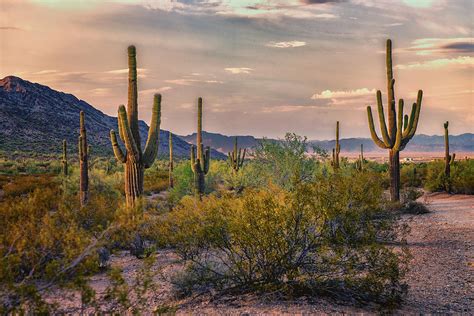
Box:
(79, 111, 89, 206)
(169, 131, 174, 189)
(366, 39, 422, 202)
(190, 97, 210, 196)
(356, 143, 364, 171)
(228, 137, 246, 173)
(61, 139, 68, 176)
(331, 121, 340, 169)
(109, 45, 161, 207)
(444, 121, 455, 192)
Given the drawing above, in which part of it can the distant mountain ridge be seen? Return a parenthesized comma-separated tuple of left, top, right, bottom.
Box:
(0, 76, 225, 159)
(181, 131, 474, 154)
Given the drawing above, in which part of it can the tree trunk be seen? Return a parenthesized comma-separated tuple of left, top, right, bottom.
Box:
(389, 149, 400, 202)
(125, 160, 144, 207)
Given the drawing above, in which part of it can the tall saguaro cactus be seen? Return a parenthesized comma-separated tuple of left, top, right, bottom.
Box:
(62, 139, 68, 176)
(228, 137, 246, 173)
(79, 111, 89, 206)
(110, 45, 161, 207)
(169, 131, 174, 189)
(444, 121, 455, 192)
(331, 121, 340, 169)
(367, 39, 422, 202)
(190, 97, 210, 196)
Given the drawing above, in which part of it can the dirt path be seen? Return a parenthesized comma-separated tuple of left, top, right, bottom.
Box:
(400, 192, 473, 313)
(42, 193, 474, 314)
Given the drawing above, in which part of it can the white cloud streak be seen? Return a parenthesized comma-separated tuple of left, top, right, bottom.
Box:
(311, 88, 375, 100)
(266, 41, 306, 48)
(395, 56, 474, 70)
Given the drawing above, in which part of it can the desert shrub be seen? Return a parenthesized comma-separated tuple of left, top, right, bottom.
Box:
(401, 163, 425, 188)
(144, 166, 169, 194)
(0, 174, 58, 199)
(425, 159, 474, 194)
(252, 133, 318, 190)
(162, 171, 408, 307)
(168, 161, 194, 204)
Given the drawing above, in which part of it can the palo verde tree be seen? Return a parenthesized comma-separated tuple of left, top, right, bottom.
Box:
(78, 111, 89, 206)
(331, 121, 340, 169)
(190, 97, 210, 196)
(110, 45, 162, 207)
(367, 39, 422, 202)
(444, 121, 455, 192)
(228, 137, 246, 173)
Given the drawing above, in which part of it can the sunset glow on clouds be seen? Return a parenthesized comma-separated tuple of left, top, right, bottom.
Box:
(0, 0, 472, 138)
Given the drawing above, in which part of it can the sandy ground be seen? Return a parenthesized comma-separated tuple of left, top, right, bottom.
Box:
(42, 192, 474, 314)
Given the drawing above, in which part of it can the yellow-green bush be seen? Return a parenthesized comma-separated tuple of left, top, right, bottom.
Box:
(161, 171, 408, 306)
(424, 159, 474, 194)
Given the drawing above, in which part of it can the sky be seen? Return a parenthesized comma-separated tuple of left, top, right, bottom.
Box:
(0, 0, 472, 139)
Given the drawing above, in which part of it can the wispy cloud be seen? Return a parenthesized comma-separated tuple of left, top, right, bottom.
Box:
(311, 88, 375, 99)
(395, 56, 474, 70)
(0, 26, 23, 31)
(139, 87, 173, 95)
(266, 41, 306, 48)
(164, 78, 223, 85)
(406, 38, 474, 55)
(224, 67, 253, 74)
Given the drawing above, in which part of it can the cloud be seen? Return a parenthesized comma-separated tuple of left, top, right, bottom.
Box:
(406, 38, 474, 55)
(301, 0, 344, 3)
(0, 26, 23, 31)
(164, 78, 223, 85)
(139, 87, 173, 94)
(395, 56, 474, 70)
(266, 41, 307, 48)
(261, 104, 323, 113)
(32, 70, 58, 75)
(402, 0, 435, 8)
(311, 88, 375, 99)
(224, 67, 253, 74)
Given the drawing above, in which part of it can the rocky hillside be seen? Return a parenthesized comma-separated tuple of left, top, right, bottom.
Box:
(0, 76, 224, 159)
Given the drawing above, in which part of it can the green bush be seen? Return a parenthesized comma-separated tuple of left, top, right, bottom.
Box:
(161, 171, 408, 307)
(424, 159, 474, 194)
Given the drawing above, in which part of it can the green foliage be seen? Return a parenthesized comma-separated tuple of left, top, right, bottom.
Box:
(425, 159, 474, 194)
(162, 171, 408, 306)
(252, 133, 317, 190)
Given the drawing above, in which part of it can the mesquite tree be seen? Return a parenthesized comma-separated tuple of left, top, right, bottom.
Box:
(367, 39, 422, 202)
(110, 45, 161, 207)
(79, 111, 89, 206)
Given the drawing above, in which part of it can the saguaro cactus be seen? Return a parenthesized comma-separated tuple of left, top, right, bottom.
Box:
(190, 97, 210, 196)
(367, 39, 422, 202)
(79, 111, 89, 206)
(169, 131, 174, 189)
(62, 139, 68, 176)
(110, 45, 161, 207)
(331, 121, 340, 169)
(444, 121, 455, 192)
(356, 143, 364, 171)
(228, 137, 246, 173)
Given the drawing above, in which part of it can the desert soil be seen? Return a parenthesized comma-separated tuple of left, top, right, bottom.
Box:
(43, 192, 473, 314)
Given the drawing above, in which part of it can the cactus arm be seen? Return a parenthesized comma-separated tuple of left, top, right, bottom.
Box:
(393, 99, 404, 151)
(118, 105, 139, 162)
(110, 130, 127, 163)
(451, 153, 456, 164)
(376, 90, 391, 147)
(403, 114, 408, 132)
(197, 97, 203, 162)
(143, 94, 162, 168)
(203, 146, 210, 174)
(191, 145, 196, 173)
(402, 103, 417, 138)
(401, 90, 423, 149)
(367, 106, 389, 149)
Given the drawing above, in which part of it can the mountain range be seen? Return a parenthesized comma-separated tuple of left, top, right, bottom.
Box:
(0, 76, 225, 159)
(181, 131, 474, 154)
(1, 76, 472, 160)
